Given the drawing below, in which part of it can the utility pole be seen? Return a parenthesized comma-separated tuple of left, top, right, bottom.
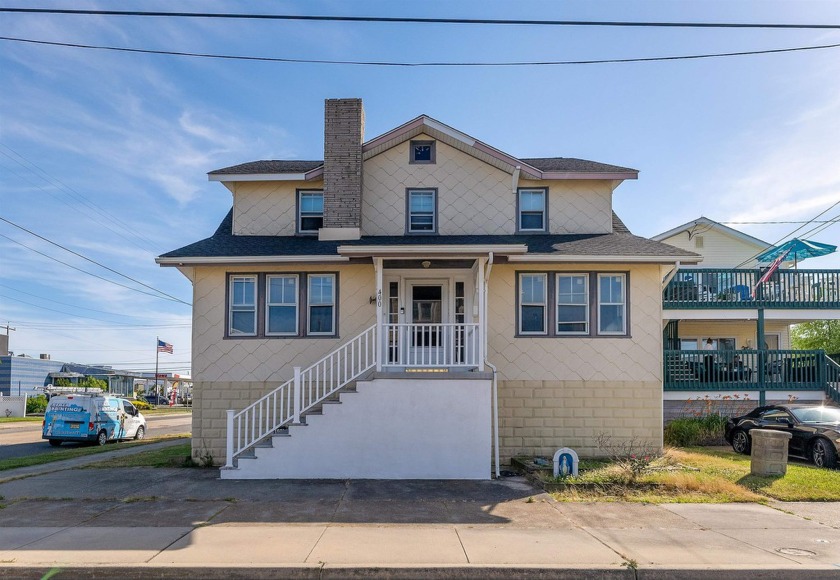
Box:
(1, 323, 15, 357)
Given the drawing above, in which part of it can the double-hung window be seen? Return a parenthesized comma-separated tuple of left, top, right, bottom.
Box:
(407, 189, 437, 233)
(266, 275, 298, 335)
(229, 275, 257, 336)
(519, 273, 547, 334)
(298, 190, 324, 234)
(557, 274, 589, 334)
(308, 274, 336, 335)
(516, 271, 629, 338)
(518, 188, 546, 232)
(598, 274, 626, 335)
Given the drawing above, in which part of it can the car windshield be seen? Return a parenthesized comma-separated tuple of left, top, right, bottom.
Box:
(790, 407, 840, 424)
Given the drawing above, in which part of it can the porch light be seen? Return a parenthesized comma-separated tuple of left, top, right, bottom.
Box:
(422, 260, 431, 268)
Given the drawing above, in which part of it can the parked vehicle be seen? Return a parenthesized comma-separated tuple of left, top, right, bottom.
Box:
(725, 404, 840, 468)
(140, 394, 169, 406)
(42, 394, 146, 446)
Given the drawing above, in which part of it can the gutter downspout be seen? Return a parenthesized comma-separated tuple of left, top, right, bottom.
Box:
(483, 252, 500, 478)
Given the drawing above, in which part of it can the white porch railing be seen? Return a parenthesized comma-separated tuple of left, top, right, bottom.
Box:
(224, 324, 377, 466)
(383, 323, 480, 367)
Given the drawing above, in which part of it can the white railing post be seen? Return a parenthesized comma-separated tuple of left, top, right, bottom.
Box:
(293, 366, 302, 424)
(224, 409, 235, 468)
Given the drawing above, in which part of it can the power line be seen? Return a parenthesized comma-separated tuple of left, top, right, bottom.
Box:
(0, 144, 160, 252)
(0, 216, 190, 305)
(2, 9, 840, 29)
(0, 232, 186, 303)
(3, 35, 839, 67)
(0, 293, 187, 326)
(721, 220, 838, 225)
(733, 201, 840, 268)
(0, 282, 157, 318)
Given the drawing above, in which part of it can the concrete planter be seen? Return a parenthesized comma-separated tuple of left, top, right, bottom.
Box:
(750, 429, 792, 476)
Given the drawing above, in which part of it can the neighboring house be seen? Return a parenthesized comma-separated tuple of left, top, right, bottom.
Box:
(653, 217, 840, 418)
(157, 99, 699, 479)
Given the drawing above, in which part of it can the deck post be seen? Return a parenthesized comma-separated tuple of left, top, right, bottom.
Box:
(224, 409, 234, 469)
(757, 308, 766, 406)
(293, 366, 302, 424)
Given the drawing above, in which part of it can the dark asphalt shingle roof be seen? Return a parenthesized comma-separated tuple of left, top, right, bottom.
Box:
(209, 160, 324, 175)
(208, 158, 636, 176)
(160, 210, 698, 261)
(521, 157, 637, 174)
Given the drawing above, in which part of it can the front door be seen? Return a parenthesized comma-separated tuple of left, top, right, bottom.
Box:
(408, 281, 447, 365)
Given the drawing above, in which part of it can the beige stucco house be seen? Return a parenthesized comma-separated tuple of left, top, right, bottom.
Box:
(157, 99, 700, 479)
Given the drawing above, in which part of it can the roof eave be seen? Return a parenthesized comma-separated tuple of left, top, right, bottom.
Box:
(156, 255, 349, 266)
(507, 254, 703, 264)
(338, 244, 529, 257)
(208, 167, 324, 183)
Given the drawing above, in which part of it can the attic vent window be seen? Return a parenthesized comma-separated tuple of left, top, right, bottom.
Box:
(694, 235, 704, 249)
(410, 140, 436, 164)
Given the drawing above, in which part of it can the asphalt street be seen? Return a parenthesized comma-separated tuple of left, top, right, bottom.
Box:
(0, 412, 192, 460)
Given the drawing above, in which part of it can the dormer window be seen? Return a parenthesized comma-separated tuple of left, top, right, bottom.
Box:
(410, 140, 436, 164)
(517, 188, 547, 232)
(298, 190, 324, 234)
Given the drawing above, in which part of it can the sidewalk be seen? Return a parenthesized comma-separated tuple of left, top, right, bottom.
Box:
(0, 458, 838, 579)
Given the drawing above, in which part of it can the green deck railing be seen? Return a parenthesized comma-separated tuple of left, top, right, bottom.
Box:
(664, 349, 829, 391)
(663, 268, 840, 309)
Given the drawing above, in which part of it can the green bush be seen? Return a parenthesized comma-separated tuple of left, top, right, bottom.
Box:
(26, 395, 48, 414)
(129, 399, 152, 411)
(665, 414, 728, 446)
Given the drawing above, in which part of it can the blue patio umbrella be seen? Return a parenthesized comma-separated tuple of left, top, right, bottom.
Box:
(756, 238, 837, 268)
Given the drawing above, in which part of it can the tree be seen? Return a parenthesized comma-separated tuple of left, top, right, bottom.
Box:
(79, 376, 108, 391)
(791, 321, 840, 356)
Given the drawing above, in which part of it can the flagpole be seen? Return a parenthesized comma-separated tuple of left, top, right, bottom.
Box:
(155, 336, 159, 396)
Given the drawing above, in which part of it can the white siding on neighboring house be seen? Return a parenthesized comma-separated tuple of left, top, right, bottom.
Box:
(658, 228, 769, 268)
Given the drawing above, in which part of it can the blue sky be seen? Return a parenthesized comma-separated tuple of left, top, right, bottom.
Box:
(2, 0, 839, 376)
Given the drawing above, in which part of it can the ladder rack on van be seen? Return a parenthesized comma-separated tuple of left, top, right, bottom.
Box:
(41, 386, 105, 396)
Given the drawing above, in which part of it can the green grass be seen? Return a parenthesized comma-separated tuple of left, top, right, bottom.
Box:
(86, 443, 193, 468)
(0, 416, 43, 423)
(548, 447, 840, 503)
(0, 434, 190, 472)
(141, 407, 192, 415)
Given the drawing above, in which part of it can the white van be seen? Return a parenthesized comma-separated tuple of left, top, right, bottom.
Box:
(42, 394, 147, 446)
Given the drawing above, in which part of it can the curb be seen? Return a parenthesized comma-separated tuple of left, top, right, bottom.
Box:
(3, 567, 839, 580)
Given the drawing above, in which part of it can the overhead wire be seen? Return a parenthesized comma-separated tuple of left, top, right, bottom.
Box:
(2, 9, 840, 29)
(0, 216, 190, 305)
(0, 282, 160, 318)
(0, 145, 160, 252)
(2, 36, 840, 67)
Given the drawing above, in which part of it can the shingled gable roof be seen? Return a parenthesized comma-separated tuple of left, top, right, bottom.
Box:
(651, 216, 770, 249)
(208, 115, 638, 181)
(157, 209, 700, 264)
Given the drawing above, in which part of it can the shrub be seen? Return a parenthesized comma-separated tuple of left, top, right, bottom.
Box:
(129, 399, 152, 411)
(665, 414, 728, 446)
(26, 394, 48, 414)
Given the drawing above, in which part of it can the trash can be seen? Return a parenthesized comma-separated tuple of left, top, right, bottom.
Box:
(750, 429, 792, 476)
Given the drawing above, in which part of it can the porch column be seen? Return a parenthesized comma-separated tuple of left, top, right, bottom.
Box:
(477, 257, 486, 371)
(374, 257, 383, 372)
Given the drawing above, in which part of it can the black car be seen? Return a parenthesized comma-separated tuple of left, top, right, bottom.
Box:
(725, 404, 840, 468)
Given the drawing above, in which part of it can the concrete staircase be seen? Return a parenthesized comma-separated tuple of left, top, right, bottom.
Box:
(220, 376, 492, 480)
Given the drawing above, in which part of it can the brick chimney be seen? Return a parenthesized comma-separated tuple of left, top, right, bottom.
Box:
(320, 98, 364, 241)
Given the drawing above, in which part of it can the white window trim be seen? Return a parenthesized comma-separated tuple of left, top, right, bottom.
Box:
(298, 190, 324, 234)
(597, 273, 627, 336)
(519, 273, 547, 335)
(518, 188, 546, 232)
(229, 275, 257, 337)
(407, 189, 437, 234)
(556, 273, 589, 335)
(307, 274, 336, 336)
(265, 274, 299, 336)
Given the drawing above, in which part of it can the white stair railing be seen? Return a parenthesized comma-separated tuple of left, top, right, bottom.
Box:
(383, 323, 479, 367)
(225, 325, 377, 467)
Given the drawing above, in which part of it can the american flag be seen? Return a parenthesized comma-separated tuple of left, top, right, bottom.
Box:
(752, 247, 792, 298)
(157, 340, 173, 354)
